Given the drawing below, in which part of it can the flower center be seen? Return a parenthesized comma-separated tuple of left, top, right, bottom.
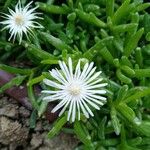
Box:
(15, 15, 24, 26)
(68, 85, 81, 96)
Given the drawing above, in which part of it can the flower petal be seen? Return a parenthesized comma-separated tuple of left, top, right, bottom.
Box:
(67, 99, 74, 121)
(43, 79, 65, 89)
(58, 96, 72, 116)
(71, 99, 76, 122)
(78, 98, 89, 118)
(51, 98, 68, 113)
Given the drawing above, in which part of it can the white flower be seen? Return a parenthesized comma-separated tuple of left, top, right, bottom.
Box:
(42, 58, 107, 122)
(0, 0, 43, 44)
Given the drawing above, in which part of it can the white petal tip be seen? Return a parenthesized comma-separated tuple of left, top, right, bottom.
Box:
(43, 97, 49, 101)
(41, 90, 48, 93)
(58, 113, 62, 117)
(85, 115, 89, 118)
(104, 83, 108, 86)
(100, 98, 107, 101)
(51, 110, 55, 113)
(68, 57, 72, 61)
(43, 78, 50, 84)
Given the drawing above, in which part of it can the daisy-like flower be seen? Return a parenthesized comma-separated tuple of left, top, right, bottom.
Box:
(42, 58, 107, 122)
(0, 0, 43, 44)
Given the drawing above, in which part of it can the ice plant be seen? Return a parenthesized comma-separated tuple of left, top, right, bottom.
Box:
(42, 58, 107, 122)
(0, 0, 43, 44)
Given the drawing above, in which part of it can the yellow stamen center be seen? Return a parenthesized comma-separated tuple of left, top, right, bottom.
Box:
(69, 86, 80, 96)
(15, 15, 24, 26)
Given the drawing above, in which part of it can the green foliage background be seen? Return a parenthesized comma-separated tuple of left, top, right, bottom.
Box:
(0, 0, 150, 149)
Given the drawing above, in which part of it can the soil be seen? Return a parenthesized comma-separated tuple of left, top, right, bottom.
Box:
(0, 95, 78, 150)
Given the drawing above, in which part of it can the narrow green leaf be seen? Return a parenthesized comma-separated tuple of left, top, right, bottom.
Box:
(42, 72, 53, 80)
(41, 59, 58, 65)
(0, 64, 32, 75)
(100, 29, 109, 38)
(140, 137, 150, 145)
(106, 0, 114, 17)
(83, 36, 113, 60)
(120, 56, 133, 68)
(131, 12, 139, 24)
(29, 110, 37, 129)
(84, 4, 100, 16)
(48, 115, 67, 138)
(133, 121, 150, 137)
(27, 43, 57, 61)
(74, 121, 93, 148)
(3, 0, 12, 9)
(27, 81, 39, 110)
(116, 69, 132, 84)
(144, 13, 150, 33)
(96, 138, 119, 147)
(40, 32, 72, 52)
(36, 2, 70, 14)
(0, 75, 26, 94)
(99, 47, 114, 65)
(116, 103, 136, 122)
(111, 107, 121, 135)
(116, 85, 128, 103)
(112, 0, 131, 24)
(120, 65, 135, 77)
(0, 41, 13, 50)
(67, 0, 73, 9)
(113, 38, 124, 52)
(66, 21, 75, 38)
(98, 116, 107, 139)
(75, 9, 106, 28)
(67, 12, 76, 21)
(38, 101, 48, 117)
(124, 28, 144, 57)
(134, 69, 150, 78)
(135, 47, 143, 67)
(118, 143, 141, 150)
(146, 32, 150, 41)
(113, 59, 120, 67)
(127, 137, 142, 146)
(135, 3, 150, 12)
(124, 87, 150, 103)
(27, 75, 44, 86)
(112, 23, 138, 33)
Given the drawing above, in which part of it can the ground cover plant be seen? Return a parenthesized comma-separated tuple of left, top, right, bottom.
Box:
(0, 0, 150, 149)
